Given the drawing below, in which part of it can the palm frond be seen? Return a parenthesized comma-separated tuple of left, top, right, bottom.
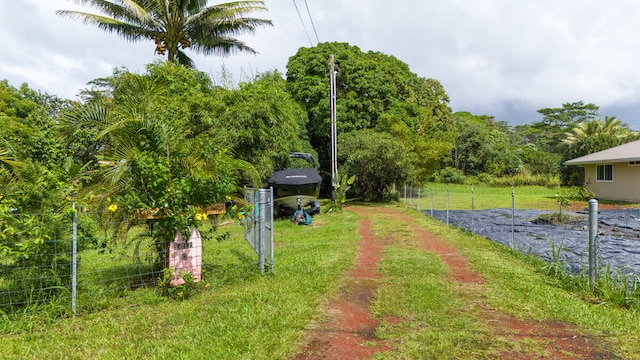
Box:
(59, 0, 158, 26)
(56, 11, 157, 41)
(175, 49, 195, 68)
(59, 102, 111, 138)
(98, 138, 141, 188)
(0, 148, 22, 177)
(58, 0, 272, 63)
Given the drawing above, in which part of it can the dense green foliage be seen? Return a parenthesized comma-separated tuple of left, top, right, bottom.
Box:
(448, 112, 522, 177)
(218, 71, 314, 180)
(0, 81, 76, 309)
(286, 42, 454, 198)
(57, 62, 320, 270)
(338, 130, 414, 201)
(1, 62, 314, 305)
(444, 102, 638, 187)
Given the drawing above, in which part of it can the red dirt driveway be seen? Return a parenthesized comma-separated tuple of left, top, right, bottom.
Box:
(294, 206, 619, 359)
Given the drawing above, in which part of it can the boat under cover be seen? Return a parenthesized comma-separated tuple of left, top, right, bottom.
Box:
(267, 167, 322, 216)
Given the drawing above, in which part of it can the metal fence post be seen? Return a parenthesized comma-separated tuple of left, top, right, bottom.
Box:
(243, 187, 274, 274)
(511, 187, 515, 249)
(430, 187, 433, 217)
(268, 188, 274, 273)
(471, 186, 474, 230)
(417, 187, 421, 211)
(72, 203, 77, 316)
(409, 184, 413, 207)
(588, 199, 598, 289)
(258, 190, 266, 273)
(446, 185, 450, 225)
(404, 183, 407, 207)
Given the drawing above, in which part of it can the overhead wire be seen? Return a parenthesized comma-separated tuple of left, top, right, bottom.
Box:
(292, 0, 314, 47)
(303, 0, 320, 44)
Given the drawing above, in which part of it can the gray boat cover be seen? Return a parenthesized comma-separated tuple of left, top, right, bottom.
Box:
(267, 168, 322, 186)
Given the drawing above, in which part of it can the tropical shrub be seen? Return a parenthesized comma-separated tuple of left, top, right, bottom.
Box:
(338, 130, 414, 201)
(431, 167, 465, 184)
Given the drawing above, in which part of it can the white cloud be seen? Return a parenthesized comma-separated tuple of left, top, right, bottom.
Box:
(3, 0, 640, 127)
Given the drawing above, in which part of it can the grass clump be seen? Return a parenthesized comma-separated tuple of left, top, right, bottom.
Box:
(531, 212, 582, 225)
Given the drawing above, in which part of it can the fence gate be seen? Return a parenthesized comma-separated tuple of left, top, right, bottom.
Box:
(243, 187, 274, 273)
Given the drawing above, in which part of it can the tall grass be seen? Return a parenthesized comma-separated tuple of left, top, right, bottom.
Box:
(483, 173, 561, 187)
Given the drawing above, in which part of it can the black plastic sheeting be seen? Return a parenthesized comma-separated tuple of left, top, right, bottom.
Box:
(425, 208, 640, 277)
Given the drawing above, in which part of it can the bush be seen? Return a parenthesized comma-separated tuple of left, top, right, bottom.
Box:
(561, 186, 596, 201)
(0, 204, 71, 311)
(338, 130, 414, 202)
(156, 269, 205, 301)
(431, 167, 465, 184)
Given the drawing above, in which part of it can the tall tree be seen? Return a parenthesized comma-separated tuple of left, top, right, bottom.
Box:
(563, 116, 637, 157)
(218, 71, 313, 181)
(525, 101, 599, 153)
(338, 130, 414, 201)
(56, 0, 272, 67)
(286, 42, 454, 188)
(537, 101, 599, 128)
(448, 112, 523, 177)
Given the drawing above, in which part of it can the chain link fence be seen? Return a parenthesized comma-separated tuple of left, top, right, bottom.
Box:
(403, 183, 640, 281)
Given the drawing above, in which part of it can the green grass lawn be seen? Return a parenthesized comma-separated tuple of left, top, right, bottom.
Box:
(3, 203, 640, 359)
(405, 182, 588, 211)
(404, 183, 640, 213)
(2, 211, 360, 359)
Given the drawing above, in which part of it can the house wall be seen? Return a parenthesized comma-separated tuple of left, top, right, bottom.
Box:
(584, 163, 640, 202)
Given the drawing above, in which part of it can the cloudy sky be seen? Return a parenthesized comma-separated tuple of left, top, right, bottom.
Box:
(3, 0, 640, 128)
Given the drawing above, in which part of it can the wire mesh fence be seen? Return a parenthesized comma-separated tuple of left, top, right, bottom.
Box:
(243, 187, 274, 274)
(4, 184, 640, 320)
(0, 215, 73, 314)
(402, 183, 640, 280)
(0, 206, 258, 320)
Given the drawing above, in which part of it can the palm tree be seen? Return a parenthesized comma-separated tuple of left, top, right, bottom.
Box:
(56, 0, 272, 67)
(71, 63, 260, 268)
(0, 146, 22, 181)
(563, 116, 637, 156)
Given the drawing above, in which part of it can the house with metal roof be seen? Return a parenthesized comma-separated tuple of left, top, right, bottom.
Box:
(564, 140, 640, 202)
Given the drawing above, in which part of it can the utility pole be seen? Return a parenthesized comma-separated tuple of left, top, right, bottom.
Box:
(329, 54, 338, 204)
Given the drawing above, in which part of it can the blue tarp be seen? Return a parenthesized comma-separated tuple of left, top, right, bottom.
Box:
(292, 210, 313, 225)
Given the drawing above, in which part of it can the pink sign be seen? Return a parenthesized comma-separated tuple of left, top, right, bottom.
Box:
(169, 227, 202, 287)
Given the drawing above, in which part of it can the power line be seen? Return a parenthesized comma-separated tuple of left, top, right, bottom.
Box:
(303, 0, 320, 44)
(292, 0, 314, 47)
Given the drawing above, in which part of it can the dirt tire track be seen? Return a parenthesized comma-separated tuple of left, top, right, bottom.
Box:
(294, 206, 618, 359)
(381, 206, 619, 359)
(294, 214, 392, 359)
